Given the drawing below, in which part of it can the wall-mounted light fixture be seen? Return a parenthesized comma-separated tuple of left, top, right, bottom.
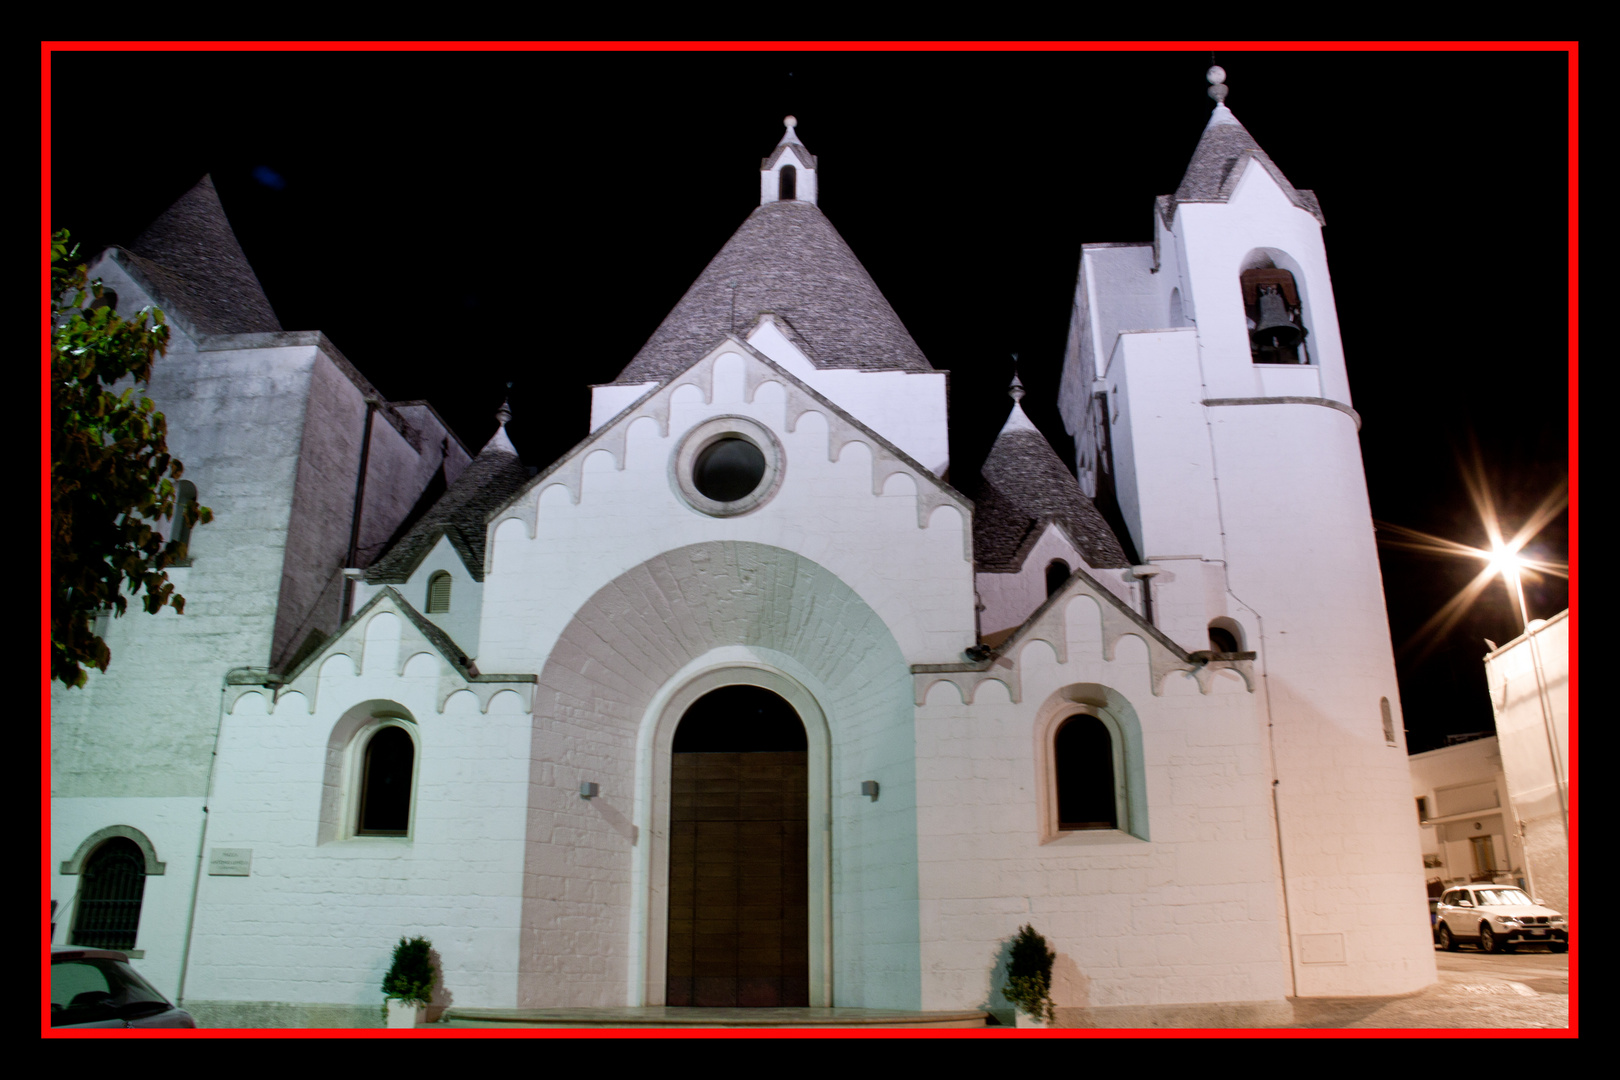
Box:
(580, 782, 599, 800)
(861, 781, 879, 802)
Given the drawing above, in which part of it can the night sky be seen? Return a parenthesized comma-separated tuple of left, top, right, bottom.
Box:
(46, 47, 1572, 751)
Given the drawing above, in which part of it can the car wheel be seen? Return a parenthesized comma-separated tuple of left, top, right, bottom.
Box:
(1480, 924, 1502, 954)
(1438, 924, 1457, 951)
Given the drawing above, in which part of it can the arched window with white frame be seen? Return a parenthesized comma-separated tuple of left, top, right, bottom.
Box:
(1036, 685, 1148, 842)
(319, 703, 421, 844)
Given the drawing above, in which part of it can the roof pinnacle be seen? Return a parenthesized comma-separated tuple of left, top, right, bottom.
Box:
(481, 390, 518, 457)
(998, 362, 1038, 437)
(778, 115, 803, 146)
(1207, 66, 1228, 103)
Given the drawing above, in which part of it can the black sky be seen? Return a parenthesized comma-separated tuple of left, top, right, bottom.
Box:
(46, 47, 1573, 751)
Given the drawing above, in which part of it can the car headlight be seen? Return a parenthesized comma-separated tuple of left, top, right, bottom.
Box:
(1499, 918, 1521, 927)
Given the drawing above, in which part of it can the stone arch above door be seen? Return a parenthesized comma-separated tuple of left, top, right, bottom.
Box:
(518, 542, 918, 1010)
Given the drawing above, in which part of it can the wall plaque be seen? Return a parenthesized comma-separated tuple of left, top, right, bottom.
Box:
(208, 848, 252, 876)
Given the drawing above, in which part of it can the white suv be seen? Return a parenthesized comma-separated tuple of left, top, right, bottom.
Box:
(1435, 885, 1568, 954)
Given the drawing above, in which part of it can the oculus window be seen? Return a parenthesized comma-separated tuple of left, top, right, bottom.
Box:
(672, 414, 785, 517)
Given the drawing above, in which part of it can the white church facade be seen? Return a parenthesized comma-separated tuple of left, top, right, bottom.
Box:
(51, 76, 1436, 1027)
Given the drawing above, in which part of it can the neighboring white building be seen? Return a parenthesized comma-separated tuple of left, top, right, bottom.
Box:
(51, 79, 1435, 1027)
(1409, 735, 1523, 897)
(1484, 610, 1570, 916)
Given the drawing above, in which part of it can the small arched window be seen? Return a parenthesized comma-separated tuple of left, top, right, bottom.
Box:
(426, 571, 452, 614)
(70, 838, 146, 950)
(779, 164, 796, 201)
(171, 479, 197, 563)
(358, 725, 416, 836)
(1208, 617, 1244, 654)
(1054, 714, 1118, 830)
(1045, 559, 1071, 597)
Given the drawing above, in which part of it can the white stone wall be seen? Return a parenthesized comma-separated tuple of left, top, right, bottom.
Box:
(745, 320, 951, 477)
(185, 605, 533, 1013)
(1176, 174, 1428, 996)
(355, 535, 485, 659)
(1103, 329, 1222, 563)
(1485, 612, 1570, 914)
(593, 324, 952, 479)
(1061, 161, 1435, 997)
(1146, 556, 1255, 659)
(1409, 737, 1516, 894)
(51, 798, 206, 999)
(51, 253, 476, 1013)
(976, 522, 1137, 642)
(483, 344, 974, 677)
(914, 592, 1287, 1016)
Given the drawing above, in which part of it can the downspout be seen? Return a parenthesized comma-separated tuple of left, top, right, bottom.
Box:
(175, 678, 234, 1006)
(341, 400, 378, 622)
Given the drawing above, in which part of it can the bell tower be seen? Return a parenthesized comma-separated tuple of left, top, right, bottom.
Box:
(1059, 67, 1436, 998)
(760, 116, 818, 206)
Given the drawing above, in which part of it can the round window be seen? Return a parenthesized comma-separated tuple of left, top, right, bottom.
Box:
(672, 416, 785, 517)
(694, 438, 767, 502)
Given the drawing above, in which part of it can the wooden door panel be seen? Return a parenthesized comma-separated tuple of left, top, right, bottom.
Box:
(667, 751, 808, 1007)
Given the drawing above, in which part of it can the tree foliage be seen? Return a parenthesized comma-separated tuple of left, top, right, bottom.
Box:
(51, 230, 210, 688)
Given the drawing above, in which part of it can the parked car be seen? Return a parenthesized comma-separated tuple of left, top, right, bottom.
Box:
(50, 947, 197, 1028)
(1434, 885, 1569, 954)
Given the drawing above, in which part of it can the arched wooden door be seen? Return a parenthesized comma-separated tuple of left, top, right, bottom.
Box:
(665, 685, 809, 1007)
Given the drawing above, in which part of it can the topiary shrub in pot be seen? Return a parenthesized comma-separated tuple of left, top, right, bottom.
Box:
(381, 935, 435, 1027)
(1002, 924, 1056, 1027)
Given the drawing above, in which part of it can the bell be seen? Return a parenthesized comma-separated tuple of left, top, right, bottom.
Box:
(1250, 284, 1304, 349)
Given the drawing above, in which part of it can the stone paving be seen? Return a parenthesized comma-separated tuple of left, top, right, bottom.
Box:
(1282, 948, 1571, 1030)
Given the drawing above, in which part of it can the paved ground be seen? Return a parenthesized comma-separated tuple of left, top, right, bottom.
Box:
(1285, 945, 1571, 1029)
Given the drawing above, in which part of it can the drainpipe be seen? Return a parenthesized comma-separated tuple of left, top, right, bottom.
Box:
(176, 677, 234, 1006)
(341, 400, 378, 622)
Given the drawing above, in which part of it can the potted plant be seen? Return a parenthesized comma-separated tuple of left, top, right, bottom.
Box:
(381, 935, 435, 1028)
(1002, 924, 1056, 1028)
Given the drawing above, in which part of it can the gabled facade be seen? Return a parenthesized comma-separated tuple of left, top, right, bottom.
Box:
(52, 82, 1434, 1027)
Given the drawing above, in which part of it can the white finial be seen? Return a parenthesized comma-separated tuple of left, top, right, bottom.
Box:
(1009, 373, 1025, 403)
(496, 397, 512, 428)
(784, 115, 796, 130)
(1206, 65, 1229, 104)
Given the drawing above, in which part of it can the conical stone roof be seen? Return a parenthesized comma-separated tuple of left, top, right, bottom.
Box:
(366, 421, 530, 584)
(123, 175, 283, 335)
(614, 199, 933, 384)
(1161, 104, 1324, 226)
(970, 402, 1128, 572)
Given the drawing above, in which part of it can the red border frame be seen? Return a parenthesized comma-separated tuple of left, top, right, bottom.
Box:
(41, 39, 1578, 1040)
